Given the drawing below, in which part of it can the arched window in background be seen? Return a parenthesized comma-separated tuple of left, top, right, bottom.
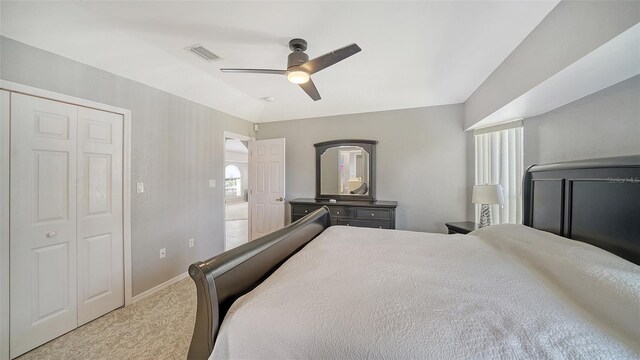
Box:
(225, 164, 242, 198)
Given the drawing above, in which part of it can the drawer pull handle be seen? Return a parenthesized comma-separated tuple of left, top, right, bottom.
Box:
(305, 210, 308, 213)
(336, 211, 340, 215)
(46, 231, 57, 238)
(371, 213, 375, 216)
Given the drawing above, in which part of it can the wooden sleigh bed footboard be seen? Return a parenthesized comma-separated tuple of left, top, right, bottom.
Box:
(187, 206, 331, 360)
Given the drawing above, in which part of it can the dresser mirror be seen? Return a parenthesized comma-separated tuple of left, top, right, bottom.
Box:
(315, 140, 377, 201)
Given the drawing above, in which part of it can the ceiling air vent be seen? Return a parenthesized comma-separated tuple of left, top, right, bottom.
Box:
(186, 44, 221, 62)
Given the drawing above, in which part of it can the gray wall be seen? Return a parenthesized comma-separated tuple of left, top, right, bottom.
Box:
(257, 105, 468, 233)
(464, 0, 640, 129)
(1, 37, 255, 296)
(464, 131, 476, 221)
(523, 75, 640, 167)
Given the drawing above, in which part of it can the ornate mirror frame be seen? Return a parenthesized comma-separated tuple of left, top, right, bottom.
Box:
(314, 139, 377, 202)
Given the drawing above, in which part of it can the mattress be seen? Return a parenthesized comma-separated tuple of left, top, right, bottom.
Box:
(211, 224, 640, 359)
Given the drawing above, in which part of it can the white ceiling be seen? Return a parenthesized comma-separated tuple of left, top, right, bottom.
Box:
(225, 139, 248, 154)
(0, 1, 559, 123)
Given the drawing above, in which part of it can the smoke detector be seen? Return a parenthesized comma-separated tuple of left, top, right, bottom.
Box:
(186, 44, 221, 62)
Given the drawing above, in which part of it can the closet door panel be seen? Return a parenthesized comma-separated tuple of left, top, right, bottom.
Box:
(10, 93, 78, 358)
(76, 107, 124, 326)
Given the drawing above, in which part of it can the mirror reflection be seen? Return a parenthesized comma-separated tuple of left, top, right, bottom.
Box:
(320, 146, 370, 196)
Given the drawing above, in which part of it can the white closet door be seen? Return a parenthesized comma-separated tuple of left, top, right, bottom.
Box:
(10, 93, 78, 358)
(76, 107, 124, 325)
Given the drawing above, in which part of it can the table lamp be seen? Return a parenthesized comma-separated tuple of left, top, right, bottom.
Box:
(472, 184, 504, 228)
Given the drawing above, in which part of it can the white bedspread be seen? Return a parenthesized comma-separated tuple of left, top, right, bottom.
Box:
(211, 224, 640, 359)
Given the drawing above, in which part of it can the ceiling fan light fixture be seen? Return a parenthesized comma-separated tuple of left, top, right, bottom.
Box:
(220, 39, 360, 100)
(287, 70, 310, 84)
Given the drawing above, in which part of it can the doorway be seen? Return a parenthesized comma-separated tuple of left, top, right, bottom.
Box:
(224, 132, 251, 250)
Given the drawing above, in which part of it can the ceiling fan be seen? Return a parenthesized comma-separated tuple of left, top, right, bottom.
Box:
(220, 38, 361, 101)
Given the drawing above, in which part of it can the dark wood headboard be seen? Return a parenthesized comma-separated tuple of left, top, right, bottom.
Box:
(523, 155, 640, 265)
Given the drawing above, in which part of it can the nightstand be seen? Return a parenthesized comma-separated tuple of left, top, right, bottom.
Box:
(445, 221, 480, 235)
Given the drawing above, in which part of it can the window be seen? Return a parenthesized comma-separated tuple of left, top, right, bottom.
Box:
(225, 164, 242, 198)
(474, 121, 524, 224)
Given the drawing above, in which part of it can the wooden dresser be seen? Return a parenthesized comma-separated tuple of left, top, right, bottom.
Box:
(289, 198, 398, 229)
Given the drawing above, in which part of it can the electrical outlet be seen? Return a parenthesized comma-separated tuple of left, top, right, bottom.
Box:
(189, 238, 195, 248)
(137, 182, 144, 193)
(159, 248, 166, 259)
(209, 179, 216, 188)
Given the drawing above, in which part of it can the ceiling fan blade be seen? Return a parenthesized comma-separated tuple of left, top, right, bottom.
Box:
(300, 43, 361, 74)
(299, 78, 321, 101)
(220, 68, 288, 75)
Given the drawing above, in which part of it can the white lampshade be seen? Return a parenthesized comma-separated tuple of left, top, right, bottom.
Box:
(472, 184, 504, 205)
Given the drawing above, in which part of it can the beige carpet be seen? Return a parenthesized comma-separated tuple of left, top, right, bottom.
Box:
(225, 202, 248, 250)
(17, 278, 196, 360)
(226, 219, 248, 250)
(225, 201, 248, 221)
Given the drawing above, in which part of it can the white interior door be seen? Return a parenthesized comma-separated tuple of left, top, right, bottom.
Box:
(10, 94, 78, 358)
(249, 138, 285, 240)
(76, 107, 124, 326)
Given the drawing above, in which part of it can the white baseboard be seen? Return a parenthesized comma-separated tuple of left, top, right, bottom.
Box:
(131, 271, 189, 304)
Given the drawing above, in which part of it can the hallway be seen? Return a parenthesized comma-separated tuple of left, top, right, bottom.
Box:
(225, 201, 248, 250)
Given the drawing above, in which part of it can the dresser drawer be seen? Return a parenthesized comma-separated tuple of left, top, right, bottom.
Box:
(355, 208, 392, 221)
(292, 205, 322, 216)
(328, 206, 352, 218)
(337, 219, 392, 229)
(289, 199, 397, 230)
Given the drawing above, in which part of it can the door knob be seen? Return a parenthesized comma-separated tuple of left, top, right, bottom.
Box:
(46, 232, 57, 238)
(276, 197, 284, 201)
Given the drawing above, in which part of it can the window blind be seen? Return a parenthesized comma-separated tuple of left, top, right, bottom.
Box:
(474, 125, 524, 224)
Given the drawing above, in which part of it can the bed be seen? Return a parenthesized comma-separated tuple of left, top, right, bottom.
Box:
(187, 156, 640, 359)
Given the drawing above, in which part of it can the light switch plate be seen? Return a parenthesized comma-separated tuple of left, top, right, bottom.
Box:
(189, 238, 195, 248)
(209, 180, 216, 188)
(160, 248, 166, 259)
(137, 182, 144, 193)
